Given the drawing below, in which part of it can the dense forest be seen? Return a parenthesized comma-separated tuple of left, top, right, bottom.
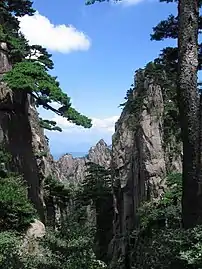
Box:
(0, 0, 202, 268)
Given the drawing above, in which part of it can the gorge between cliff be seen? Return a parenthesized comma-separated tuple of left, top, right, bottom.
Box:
(1, 0, 201, 268)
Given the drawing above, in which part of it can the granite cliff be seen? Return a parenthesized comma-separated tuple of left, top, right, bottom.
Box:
(55, 139, 111, 182)
(109, 67, 182, 268)
(0, 42, 58, 223)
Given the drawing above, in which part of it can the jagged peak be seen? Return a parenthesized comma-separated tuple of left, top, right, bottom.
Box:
(88, 139, 111, 156)
(96, 139, 108, 146)
(55, 139, 112, 181)
(59, 153, 73, 159)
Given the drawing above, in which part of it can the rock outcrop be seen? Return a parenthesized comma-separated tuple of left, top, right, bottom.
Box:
(28, 96, 59, 215)
(0, 43, 57, 223)
(22, 219, 46, 255)
(55, 139, 111, 182)
(109, 69, 182, 268)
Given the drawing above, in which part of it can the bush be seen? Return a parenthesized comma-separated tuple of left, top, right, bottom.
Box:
(0, 176, 36, 231)
(0, 231, 23, 269)
(130, 173, 202, 269)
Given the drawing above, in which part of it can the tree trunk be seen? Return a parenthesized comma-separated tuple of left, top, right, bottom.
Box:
(178, 0, 200, 228)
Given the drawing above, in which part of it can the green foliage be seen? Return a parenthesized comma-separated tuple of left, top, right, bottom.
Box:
(119, 68, 146, 117)
(130, 173, 183, 268)
(129, 173, 202, 269)
(44, 176, 71, 201)
(151, 0, 202, 72)
(39, 119, 62, 132)
(3, 61, 70, 104)
(0, 144, 36, 232)
(0, 176, 36, 231)
(130, 228, 188, 269)
(0, 0, 34, 34)
(130, 224, 202, 269)
(1, 0, 92, 130)
(0, 170, 108, 269)
(3, 60, 92, 128)
(7, 33, 30, 63)
(28, 226, 107, 269)
(29, 176, 108, 269)
(3, 62, 92, 128)
(0, 231, 24, 269)
(0, 144, 12, 169)
(119, 85, 134, 107)
(151, 15, 178, 41)
(35, 150, 48, 158)
(81, 162, 111, 205)
(28, 45, 54, 70)
(120, 62, 166, 113)
(138, 173, 182, 230)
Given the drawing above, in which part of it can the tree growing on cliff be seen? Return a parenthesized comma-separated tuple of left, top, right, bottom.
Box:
(81, 162, 111, 205)
(0, 0, 92, 130)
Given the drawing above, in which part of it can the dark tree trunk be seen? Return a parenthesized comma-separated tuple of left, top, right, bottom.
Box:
(178, 0, 200, 228)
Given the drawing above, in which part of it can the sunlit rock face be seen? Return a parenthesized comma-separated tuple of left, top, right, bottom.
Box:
(55, 139, 112, 182)
(21, 219, 46, 255)
(109, 69, 182, 268)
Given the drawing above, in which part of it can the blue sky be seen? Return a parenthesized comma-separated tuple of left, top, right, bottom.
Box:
(19, 0, 177, 158)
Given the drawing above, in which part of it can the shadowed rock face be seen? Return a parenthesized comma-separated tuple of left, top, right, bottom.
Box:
(0, 43, 44, 220)
(0, 43, 57, 222)
(55, 139, 112, 182)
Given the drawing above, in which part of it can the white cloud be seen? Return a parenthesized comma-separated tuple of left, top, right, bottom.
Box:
(18, 11, 91, 53)
(43, 114, 120, 155)
(49, 115, 119, 134)
(92, 116, 119, 133)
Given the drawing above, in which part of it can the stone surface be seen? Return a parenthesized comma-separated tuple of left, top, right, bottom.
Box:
(28, 95, 59, 217)
(109, 70, 182, 268)
(0, 43, 57, 222)
(26, 219, 46, 239)
(22, 219, 45, 255)
(55, 139, 111, 182)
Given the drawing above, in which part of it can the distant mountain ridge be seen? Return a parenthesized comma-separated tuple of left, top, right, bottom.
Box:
(53, 152, 88, 160)
(55, 139, 111, 182)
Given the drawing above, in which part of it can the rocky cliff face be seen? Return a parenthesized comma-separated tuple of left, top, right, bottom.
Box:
(0, 43, 56, 222)
(55, 139, 111, 182)
(109, 69, 182, 268)
(28, 95, 60, 224)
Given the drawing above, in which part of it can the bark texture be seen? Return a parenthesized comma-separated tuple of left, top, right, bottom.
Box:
(178, 0, 200, 228)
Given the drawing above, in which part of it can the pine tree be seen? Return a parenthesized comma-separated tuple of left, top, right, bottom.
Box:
(177, 0, 200, 228)
(151, 0, 201, 228)
(81, 162, 111, 204)
(0, 0, 92, 130)
(151, 0, 202, 72)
